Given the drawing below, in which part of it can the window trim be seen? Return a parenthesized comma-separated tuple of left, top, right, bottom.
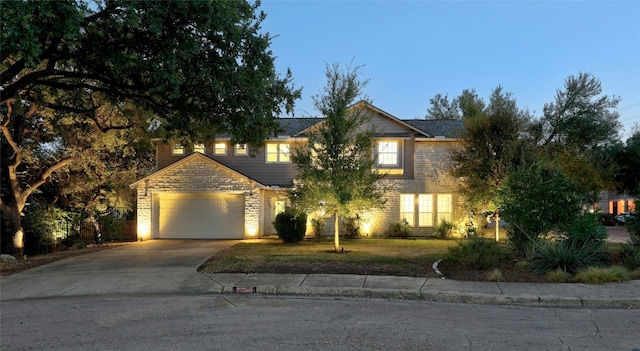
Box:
(235, 144, 248, 156)
(374, 140, 403, 172)
(194, 144, 206, 154)
(436, 194, 453, 224)
(400, 193, 436, 228)
(399, 194, 415, 227)
(266, 143, 290, 164)
(171, 144, 185, 156)
(214, 142, 227, 156)
(418, 194, 434, 227)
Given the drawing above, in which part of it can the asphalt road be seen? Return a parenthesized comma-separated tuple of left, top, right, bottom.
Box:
(2, 294, 639, 351)
(2, 238, 639, 350)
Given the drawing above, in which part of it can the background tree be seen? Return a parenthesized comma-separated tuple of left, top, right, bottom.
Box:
(448, 87, 532, 211)
(530, 72, 622, 200)
(1, 0, 300, 255)
(290, 63, 386, 252)
(610, 125, 640, 197)
(425, 89, 485, 120)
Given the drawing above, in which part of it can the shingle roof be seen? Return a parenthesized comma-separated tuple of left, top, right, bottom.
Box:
(276, 118, 465, 139)
(402, 119, 465, 138)
(275, 118, 323, 136)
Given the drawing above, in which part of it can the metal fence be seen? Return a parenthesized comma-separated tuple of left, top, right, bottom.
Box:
(42, 211, 137, 253)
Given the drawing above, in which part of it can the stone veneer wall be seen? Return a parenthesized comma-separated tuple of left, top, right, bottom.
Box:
(134, 156, 260, 239)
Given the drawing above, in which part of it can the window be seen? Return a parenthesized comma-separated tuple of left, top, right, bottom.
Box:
(274, 200, 286, 217)
(400, 194, 415, 226)
(377, 141, 399, 166)
(194, 144, 205, 154)
(418, 194, 434, 227)
(235, 144, 248, 156)
(214, 143, 226, 155)
(437, 194, 452, 224)
(401, 194, 435, 227)
(171, 144, 184, 156)
(266, 143, 290, 163)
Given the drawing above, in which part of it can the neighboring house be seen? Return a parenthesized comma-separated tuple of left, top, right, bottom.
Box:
(130, 102, 466, 240)
(596, 191, 636, 215)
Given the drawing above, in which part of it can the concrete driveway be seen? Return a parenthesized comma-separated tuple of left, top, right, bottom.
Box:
(0, 240, 237, 301)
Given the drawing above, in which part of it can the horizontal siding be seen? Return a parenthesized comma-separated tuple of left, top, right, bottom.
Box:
(157, 141, 302, 187)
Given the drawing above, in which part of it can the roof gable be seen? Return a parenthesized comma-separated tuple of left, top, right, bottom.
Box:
(130, 152, 266, 188)
(286, 101, 435, 138)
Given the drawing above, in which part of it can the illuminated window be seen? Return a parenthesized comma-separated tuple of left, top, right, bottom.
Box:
(437, 194, 452, 224)
(266, 143, 290, 163)
(418, 194, 434, 227)
(235, 144, 248, 156)
(194, 144, 205, 154)
(377, 141, 399, 166)
(400, 194, 415, 226)
(274, 200, 286, 217)
(171, 144, 184, 156)
(214, 143, 226, 155)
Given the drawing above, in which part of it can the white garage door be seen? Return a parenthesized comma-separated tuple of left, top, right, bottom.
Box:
(157, 193, 244, 239)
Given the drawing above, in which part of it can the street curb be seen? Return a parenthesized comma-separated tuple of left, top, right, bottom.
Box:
(215, 285, 640, 309)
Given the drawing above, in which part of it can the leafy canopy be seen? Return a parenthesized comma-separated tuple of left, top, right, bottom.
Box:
(1, 0, 300, 251)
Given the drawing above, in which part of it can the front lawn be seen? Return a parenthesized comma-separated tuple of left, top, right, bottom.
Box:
(198, 238, 453, 277)
(198, 238, 638, 282)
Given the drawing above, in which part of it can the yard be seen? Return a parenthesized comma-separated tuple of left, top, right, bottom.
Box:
(197, 238, 555, 282)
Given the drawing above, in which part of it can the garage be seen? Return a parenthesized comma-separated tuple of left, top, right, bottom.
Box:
(154, 193, 245, 239)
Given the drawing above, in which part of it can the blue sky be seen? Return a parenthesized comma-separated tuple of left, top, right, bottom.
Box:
(258, 0, 640, 140)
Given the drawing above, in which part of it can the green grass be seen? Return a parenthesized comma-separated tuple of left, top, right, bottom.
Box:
(198, 238, 455, 277)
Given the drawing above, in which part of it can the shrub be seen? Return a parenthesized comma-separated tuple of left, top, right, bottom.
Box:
(625, 210, 640, 247)
(545, 268, 572, 283)
(311, 218, 325, 239)
(619, 243, 640, 269)
(343, 215, 360, 239)
(527, 239, 609, 274)
(384, 219, 412, 238)
(443, 237, 508, 269)
(498, 163, 591, 255)
(572, 266, 630, 284)
(434, 220, 457, 239)
(562, 212, 607, 247)
(273, 209, 307, 243)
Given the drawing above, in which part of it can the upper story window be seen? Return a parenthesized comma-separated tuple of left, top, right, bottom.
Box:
(194, 144, 205, 154)
(377, 141, 400, 167)
(235, 144, 248, 156)
(266, 143, 290, 163)
(214, 142, 226, 155)
(171, 144, 185, 156)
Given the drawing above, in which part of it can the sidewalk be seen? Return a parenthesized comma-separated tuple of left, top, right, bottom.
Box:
(201, 273, 640, 309)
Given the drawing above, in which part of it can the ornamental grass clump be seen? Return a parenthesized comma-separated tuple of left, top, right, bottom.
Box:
(572, 266, 630, 284)
(545, 268, 572, 283)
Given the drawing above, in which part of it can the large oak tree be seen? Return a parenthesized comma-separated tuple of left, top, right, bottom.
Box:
(1, 0, 300, 255)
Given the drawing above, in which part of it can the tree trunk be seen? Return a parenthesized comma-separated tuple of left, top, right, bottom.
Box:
(89, 214, 102, 245)
(334, 210, 340, 252)
(1, 199, 26, 259)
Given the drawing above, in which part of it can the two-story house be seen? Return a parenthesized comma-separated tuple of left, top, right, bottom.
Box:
(130, 102, 466, 240)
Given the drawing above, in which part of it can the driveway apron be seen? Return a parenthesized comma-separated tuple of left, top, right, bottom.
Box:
(0, 240, 237, 300)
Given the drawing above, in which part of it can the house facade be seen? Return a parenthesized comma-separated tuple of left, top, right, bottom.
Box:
(130, 103, 467, 240)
